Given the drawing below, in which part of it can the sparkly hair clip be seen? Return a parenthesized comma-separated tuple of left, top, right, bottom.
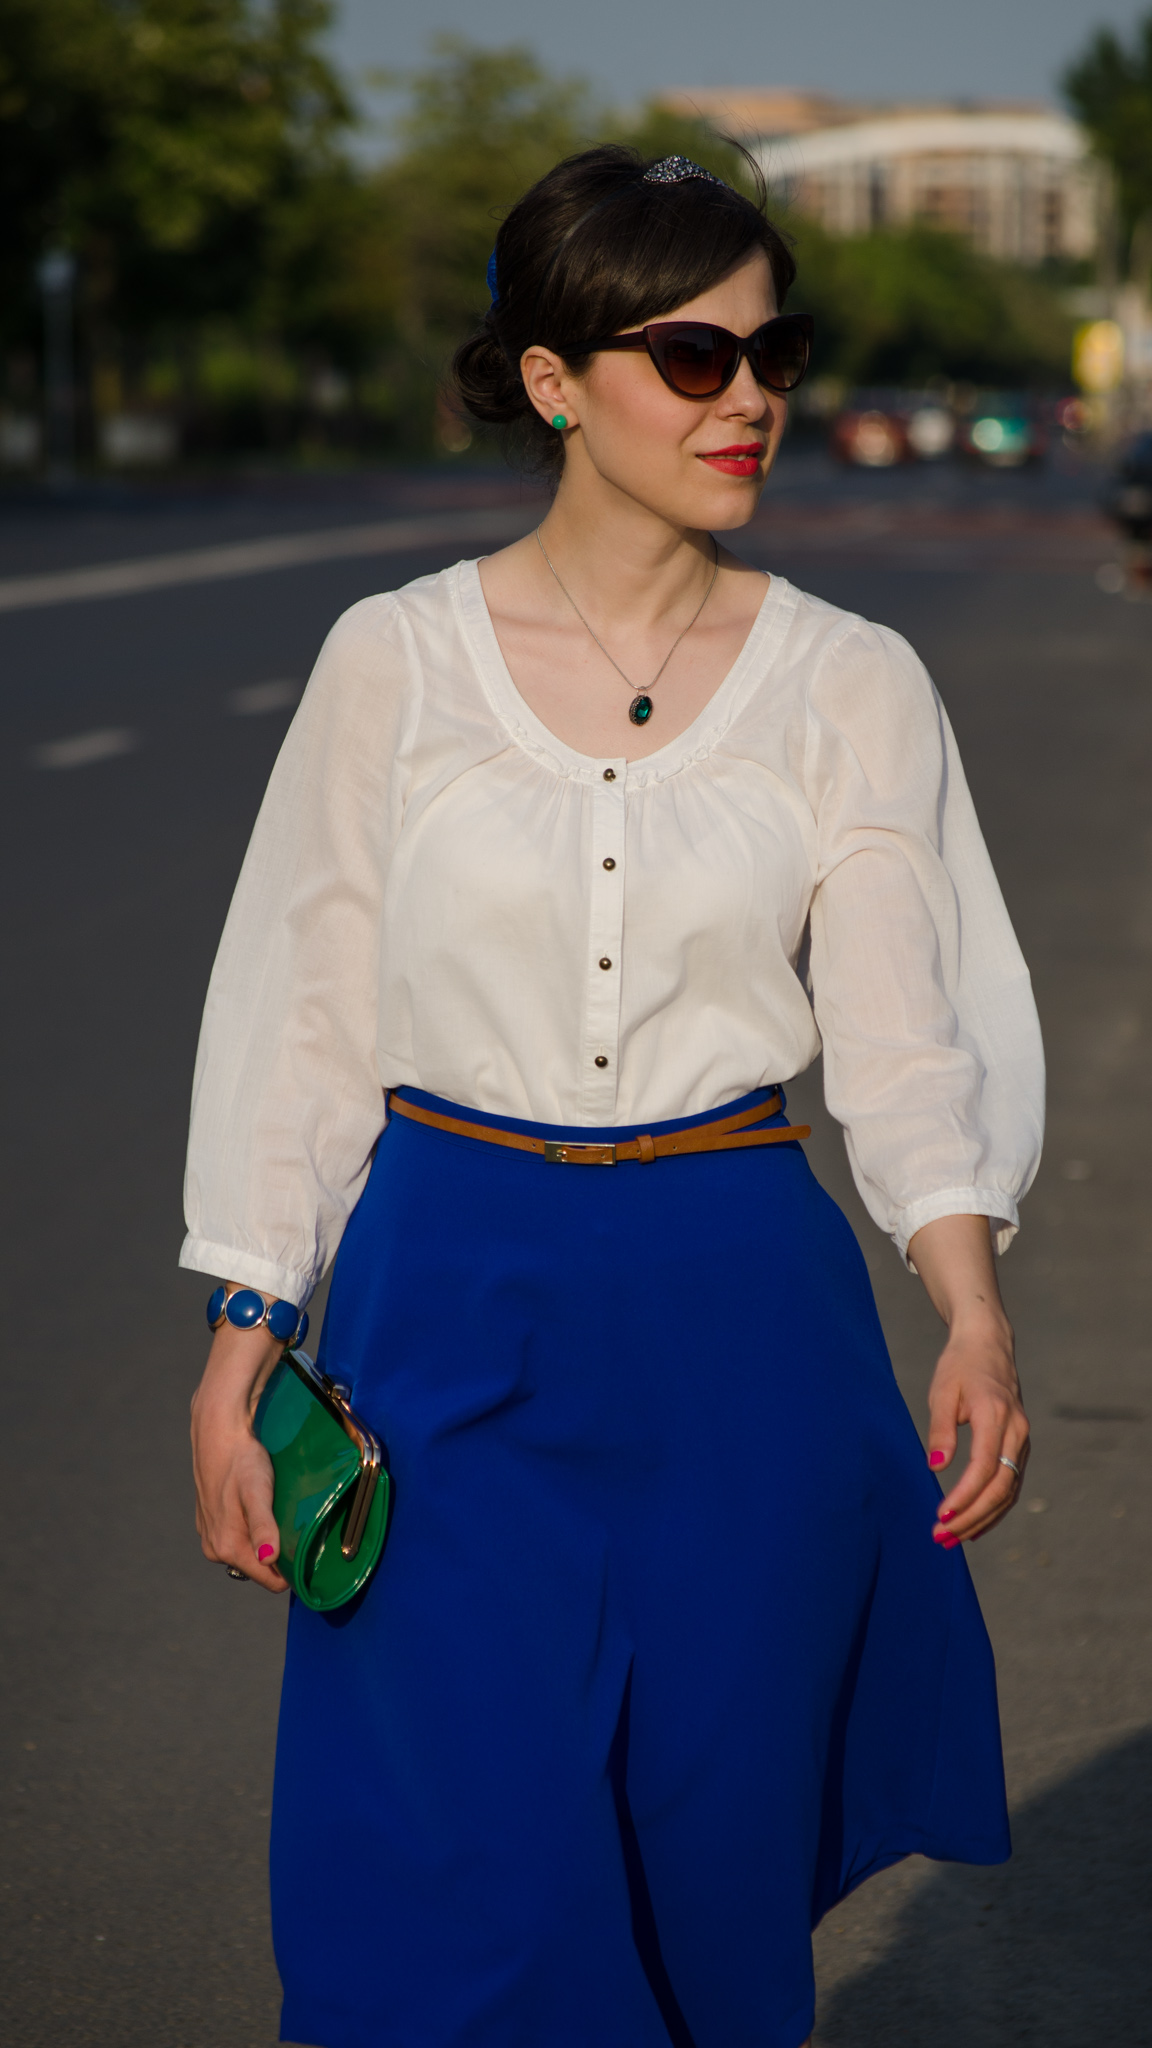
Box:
(643, 155, 724, 187)
(486, 248, 500, 307)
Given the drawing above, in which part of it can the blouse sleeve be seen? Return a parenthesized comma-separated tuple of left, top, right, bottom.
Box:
(804, 617, 1044, 1263)
(179, 595, 417, 1306)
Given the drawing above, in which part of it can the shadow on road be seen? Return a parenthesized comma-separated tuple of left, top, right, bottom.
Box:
(817, 1728, 1152, 2044)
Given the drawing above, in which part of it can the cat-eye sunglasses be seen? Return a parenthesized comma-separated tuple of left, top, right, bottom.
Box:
(575, 312, 814, 399)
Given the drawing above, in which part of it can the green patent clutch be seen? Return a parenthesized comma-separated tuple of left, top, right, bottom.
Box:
(254, 1347, 391, 1612)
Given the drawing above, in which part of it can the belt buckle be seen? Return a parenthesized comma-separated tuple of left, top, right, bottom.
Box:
(543, 1140, 617, 1165)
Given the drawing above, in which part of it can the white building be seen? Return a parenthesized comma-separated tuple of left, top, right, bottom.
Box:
(659, 92, 1104, 265)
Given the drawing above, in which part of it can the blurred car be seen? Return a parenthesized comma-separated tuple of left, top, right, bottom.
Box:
(1054, 393, 1092, 437)
(831, 390, 955, 467)
(1102, 430, 1152, 543)
(831, 393, 907, 467)
(957, 395, 1046, 467)
(904, 400, 955, 459)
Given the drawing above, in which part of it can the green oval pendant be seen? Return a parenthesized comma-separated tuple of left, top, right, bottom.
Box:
(629, 694, 653, 726)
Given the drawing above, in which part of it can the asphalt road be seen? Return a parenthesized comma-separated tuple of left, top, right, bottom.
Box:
(2, 450, 1150, 2047)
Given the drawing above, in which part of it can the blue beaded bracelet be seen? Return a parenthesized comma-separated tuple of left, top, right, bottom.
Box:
(206, 1285, 308, 1347)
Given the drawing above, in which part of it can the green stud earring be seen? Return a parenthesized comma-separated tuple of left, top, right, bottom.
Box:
(551, 414, 568, 431)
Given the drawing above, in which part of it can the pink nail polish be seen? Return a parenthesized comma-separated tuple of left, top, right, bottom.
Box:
(929, 1450, 946, 1468)
(258, 1544, 275, 1562)
(938, 1508, 955, 1522)
(942, 1535, 959, 1549)
(933, 1528, 948, 1544)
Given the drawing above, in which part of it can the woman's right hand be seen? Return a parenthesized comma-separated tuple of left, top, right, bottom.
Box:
(190, 1318, 289, 1592)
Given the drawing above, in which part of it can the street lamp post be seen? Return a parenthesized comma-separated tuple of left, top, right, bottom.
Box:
(37, 249, 77, 486)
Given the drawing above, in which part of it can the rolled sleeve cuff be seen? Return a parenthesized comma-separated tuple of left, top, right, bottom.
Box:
(893, 1187, 1021, 1268)
(178, 1234, 315, 1308)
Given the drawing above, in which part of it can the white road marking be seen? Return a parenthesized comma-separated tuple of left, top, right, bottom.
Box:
(0, 505, 535, 615)
(31, 727, 141, 770)
(227, 680, 301, 716)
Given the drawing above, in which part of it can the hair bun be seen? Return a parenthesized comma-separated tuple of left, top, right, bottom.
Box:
(452, 322, 532, 427)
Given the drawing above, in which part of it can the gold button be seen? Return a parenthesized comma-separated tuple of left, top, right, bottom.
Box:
(602, 857, 616, 870)
(602, 768, 616, 782)
(599, 957, 612, 970)
(594, 1054, 608, 1068)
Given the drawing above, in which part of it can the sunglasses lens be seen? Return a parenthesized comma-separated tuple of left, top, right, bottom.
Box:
(654, 325, 739, 397)
(752, 319, 811, 392)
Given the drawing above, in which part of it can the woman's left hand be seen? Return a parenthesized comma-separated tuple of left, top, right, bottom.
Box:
(925, 1321, 1030, 1543)
(907, 1213, 1030, 1546)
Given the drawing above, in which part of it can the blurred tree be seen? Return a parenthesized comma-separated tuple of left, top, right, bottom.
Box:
(370, 39, 596, 356)
(0, 0, 111, 343)
(787, 218, 1073, 388)
(0, 0, 353, 358)
(1063, 12, 1152, 280)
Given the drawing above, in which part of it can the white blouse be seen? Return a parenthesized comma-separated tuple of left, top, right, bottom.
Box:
(181, 560, 1044, 1307)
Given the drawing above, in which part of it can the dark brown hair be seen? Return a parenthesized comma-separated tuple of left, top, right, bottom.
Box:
(452, 144, 795, 476)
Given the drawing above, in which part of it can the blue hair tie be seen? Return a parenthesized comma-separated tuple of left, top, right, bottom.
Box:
(486, 248, 499, 307)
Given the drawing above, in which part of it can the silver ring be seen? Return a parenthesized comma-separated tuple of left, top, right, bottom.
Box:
(225, 1565, 248, 1581)
(998, 1455, 1021, 1477)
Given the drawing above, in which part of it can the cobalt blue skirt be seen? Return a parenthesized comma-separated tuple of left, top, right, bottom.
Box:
(271, 1088, 1009, 2048)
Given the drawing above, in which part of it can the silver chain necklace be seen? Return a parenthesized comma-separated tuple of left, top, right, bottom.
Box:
(534, 527, 720, 727)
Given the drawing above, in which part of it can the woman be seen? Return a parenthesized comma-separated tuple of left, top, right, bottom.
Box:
(186, 147, 1042, 2048)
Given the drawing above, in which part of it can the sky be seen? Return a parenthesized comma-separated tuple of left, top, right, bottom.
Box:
(329, 0, 1150, 136)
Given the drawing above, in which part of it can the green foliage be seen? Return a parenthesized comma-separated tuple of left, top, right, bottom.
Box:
(264, 160, 397, 364)
(786, 217, 1073, 389)
(371, 39, 597, 351)
(0, 0, 351, 347)
(1063, 12, 1152, 270)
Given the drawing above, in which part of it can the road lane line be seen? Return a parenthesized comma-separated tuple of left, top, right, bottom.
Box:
(31, 728, 141, 769)
(0, 505, 537, 615)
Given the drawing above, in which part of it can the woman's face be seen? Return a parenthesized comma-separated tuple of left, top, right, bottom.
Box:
(524, 249, 788, 532)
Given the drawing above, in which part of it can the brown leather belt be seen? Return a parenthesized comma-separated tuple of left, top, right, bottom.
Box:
(385, 1090, 809, 1165)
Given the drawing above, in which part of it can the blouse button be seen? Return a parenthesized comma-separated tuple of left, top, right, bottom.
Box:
(602, 857, 616, 870)
(594, 1054, 609, 1068)
(602, 768, 616, 782)
(599, 957, 612, 971)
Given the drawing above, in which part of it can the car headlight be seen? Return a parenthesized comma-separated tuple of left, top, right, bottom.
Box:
(971, 417, 1005, 452)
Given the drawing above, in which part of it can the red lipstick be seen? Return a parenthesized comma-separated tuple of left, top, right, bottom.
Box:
(698, 444, 763, 477)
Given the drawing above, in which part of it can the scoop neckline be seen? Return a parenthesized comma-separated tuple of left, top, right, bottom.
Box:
(455, 555, 788, 781)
